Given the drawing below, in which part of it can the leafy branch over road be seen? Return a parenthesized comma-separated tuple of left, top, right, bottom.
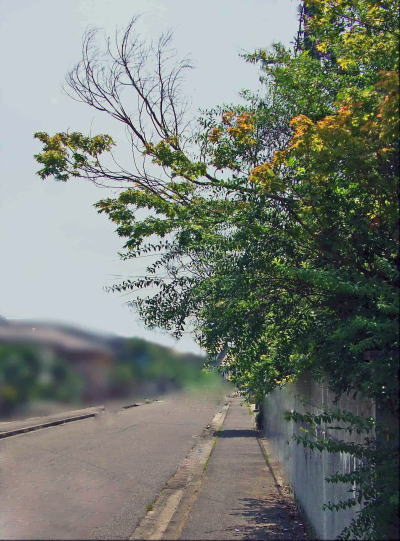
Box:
(34, 2, 399, 538)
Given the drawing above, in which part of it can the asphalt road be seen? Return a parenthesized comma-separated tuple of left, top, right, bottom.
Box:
(0, 389, 227, 540)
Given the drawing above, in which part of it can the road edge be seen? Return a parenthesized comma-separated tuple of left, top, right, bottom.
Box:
(0, 408, 104, 439)
(130, 397, 232, 540)
(0, 399, 160, 440)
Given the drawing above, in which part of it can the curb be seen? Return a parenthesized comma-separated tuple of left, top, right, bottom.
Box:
(0, 398, 160, 440)
(121, 403, 142, 410)
(122, 399, 160, 410)
(0, 407, 105, 440)
(130, 397, 232, 540)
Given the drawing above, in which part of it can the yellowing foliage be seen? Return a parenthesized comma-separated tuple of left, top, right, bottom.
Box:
(217, 111, 256, 145)
(306, 0, 398, 72)
(249, 162, 285, 192)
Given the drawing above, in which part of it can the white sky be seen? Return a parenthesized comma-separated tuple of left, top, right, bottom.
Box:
(0, 0, 298, 353)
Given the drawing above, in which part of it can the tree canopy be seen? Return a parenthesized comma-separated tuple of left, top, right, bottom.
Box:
(35, 0, 399, 409)
(34, 2, 399, 537)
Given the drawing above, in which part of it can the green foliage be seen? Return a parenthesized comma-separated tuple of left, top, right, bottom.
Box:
(0, 344, 84, 416)
(0, 339, 219, 416)
(109, 337, 222, 396)
(34, 132, 114, 181)
(285, 408, 399, 540)
(33, 3, 399, 538)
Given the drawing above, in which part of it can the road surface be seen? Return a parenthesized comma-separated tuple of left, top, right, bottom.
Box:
(0, 389, 227, 540)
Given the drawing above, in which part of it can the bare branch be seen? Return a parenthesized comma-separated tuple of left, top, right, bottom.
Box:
(64, 17, 194, 193)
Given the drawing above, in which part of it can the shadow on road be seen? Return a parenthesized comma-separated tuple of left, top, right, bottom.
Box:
(227, 496, 308, 540)
(217, 429, 257, 438)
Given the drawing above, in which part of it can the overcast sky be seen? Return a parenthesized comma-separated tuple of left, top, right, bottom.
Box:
(0, 0, 298, 353)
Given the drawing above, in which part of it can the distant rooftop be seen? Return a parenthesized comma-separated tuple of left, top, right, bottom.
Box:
(0, 318, 112, 355)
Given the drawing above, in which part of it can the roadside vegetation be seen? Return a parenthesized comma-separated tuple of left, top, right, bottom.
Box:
(34, 1, 398, 538)
(0, 343, 83, 417)
(0, 337, 216, 419)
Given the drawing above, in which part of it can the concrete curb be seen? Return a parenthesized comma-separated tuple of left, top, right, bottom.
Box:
(0, 398, 160, 440)
(122, 399, 160, 410)
(0, 407, 105, 440)
(121, 403, 142, 409)
(130, 397, 232, 540)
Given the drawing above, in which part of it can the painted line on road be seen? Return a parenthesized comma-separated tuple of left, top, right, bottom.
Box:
(130, 397, 232, 540)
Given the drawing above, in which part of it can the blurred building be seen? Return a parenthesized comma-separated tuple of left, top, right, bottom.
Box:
(0, 317, 114, 401)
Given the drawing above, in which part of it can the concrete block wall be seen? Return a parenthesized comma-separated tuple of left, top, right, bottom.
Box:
(263, 375, 375, 540)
